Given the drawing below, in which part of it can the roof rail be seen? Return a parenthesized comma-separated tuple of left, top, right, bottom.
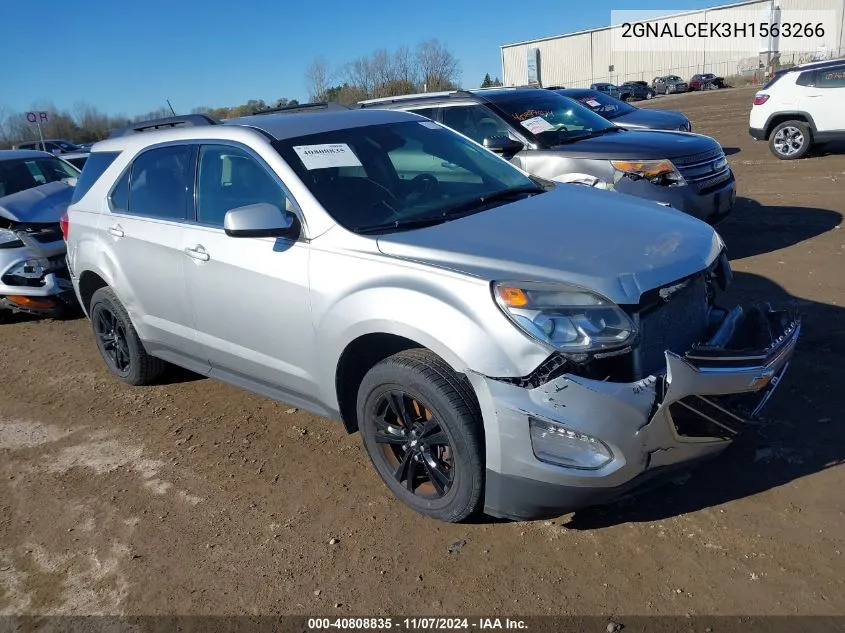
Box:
(108, 114, 220, 138)
(250, 101, 351, 115)
(358, 91, 457, 107)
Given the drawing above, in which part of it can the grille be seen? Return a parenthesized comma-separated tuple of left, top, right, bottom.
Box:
(636, 276, 710, 376)
(675, 149, 731, 193)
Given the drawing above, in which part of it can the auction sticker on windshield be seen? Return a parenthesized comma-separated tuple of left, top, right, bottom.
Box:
(585, 99, 602, 108)
(520, 116, 554, 134)
(293, 143, 363, 170)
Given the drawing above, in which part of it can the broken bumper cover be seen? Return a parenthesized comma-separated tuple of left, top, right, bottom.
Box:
(472, 305, 800, 521)
(0, 272, 77, 317)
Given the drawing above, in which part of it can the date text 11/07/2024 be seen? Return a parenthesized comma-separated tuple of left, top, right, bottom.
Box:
(307, 618, 528, 630)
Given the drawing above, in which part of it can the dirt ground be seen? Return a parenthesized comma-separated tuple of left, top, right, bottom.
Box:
(1, 87, 844, 619)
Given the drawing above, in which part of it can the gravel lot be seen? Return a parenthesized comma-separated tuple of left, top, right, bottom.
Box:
(1, 86, 843, 618)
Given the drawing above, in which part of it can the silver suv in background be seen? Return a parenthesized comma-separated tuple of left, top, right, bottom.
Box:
(359, 88, 735, 224)
(65, 109, 799, 522)
(0, 150, 79, 319)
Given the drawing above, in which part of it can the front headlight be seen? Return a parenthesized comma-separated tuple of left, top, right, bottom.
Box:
(6, 258, 52, 279)
(0, 228, 24, 249)
(611, 159, 686, 186)
(493, 281, 636, 353)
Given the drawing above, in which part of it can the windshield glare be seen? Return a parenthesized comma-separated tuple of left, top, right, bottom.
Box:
(0, 157, 80, 198)
(557, 90, 636, 119)
(274, 120, 539, 233)
(492, 93, 617, 144)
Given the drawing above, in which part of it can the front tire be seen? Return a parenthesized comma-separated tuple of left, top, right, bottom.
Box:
(769, 120, 812, 160)
(89, 287, 166, 385)
(356, 349, 485, 523)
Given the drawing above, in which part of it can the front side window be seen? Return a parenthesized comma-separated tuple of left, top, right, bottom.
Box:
(0, 156, 79, 198)
(817, 66, 845, 88)
(196, 144, 289, 226)
(273, 120, 541, 234)
(491, 92, 618, 145)
(127, 145, 192, 220)
(441, 105, 512, 145)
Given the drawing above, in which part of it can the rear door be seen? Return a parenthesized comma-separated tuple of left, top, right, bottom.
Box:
(800, 65, 845, 133)
(102, 143, 208, 373)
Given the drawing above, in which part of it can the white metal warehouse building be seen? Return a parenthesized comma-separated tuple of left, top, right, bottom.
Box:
(500, 0, 845, 88)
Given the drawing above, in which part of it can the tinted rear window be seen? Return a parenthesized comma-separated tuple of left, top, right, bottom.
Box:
(762, 70, 788, 89)
(71, 152, 120, 203)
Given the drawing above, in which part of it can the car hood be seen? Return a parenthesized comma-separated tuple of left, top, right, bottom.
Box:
(0, 181, 74, 223)
(376, 185, 723, 305)
(548, 128, 717, 160)
(611, 109, 689, 131)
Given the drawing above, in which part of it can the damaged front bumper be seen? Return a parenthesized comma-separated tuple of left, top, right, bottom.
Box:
(0, 245, 76, 318)
(471, 304, 800, 521)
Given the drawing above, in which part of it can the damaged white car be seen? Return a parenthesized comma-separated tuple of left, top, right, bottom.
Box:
(65, 109, 800, 522)
(0, 150, 79, 319)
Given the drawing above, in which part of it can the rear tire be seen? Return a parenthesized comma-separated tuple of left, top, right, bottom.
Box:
(89, 287, 167, 386)
(356, 349, 485, 523)
(769, 120, 812, 160)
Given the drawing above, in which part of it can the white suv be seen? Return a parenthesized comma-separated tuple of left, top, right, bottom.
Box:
(749, 58, 845, 159)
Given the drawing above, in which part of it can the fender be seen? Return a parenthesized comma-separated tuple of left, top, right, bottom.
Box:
(312, 282, 551, 410)
(764, 111, 819, 138)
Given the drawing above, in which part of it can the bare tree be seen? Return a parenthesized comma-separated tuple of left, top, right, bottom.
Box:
(416, 39, 461, 92)
(392, 45, 418, 86)
(305, 57, 330, 102)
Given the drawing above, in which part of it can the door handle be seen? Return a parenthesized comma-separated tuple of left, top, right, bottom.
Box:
(108, 224, 124, 238)
(184, 245, 210, 261)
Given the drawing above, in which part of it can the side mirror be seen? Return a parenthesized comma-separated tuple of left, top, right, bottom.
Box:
(223, 202, 301, 239)
(482, 136, 524, 156)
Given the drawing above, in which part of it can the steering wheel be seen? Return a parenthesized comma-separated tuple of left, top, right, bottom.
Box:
(410, 173, 438, 192)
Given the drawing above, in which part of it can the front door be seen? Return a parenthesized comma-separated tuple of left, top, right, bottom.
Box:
(181, 143, 317, 402)
(801, 64, 845, 133)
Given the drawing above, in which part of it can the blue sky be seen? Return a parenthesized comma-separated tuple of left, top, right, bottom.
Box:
(2, 0, 731, 117)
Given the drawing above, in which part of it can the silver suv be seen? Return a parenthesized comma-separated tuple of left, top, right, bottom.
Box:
(65, 109, 800, 522)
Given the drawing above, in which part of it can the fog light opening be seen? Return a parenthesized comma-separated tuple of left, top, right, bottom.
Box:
(528, 416, 613, 470)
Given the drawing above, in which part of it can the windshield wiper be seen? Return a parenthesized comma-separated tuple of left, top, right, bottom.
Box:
(354, 215, 454, 235)
(557, 127, 623, 144)
(435, 186, 545, 217)
(353, 186, 544, 235)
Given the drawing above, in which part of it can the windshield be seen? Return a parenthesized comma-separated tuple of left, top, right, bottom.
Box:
(491, 93, 617, 144)
(274, 119, 542, 233)
(0, 156, 80, 198)
(556, 90, 636, 119)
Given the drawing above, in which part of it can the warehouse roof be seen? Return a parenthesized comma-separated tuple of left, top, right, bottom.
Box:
(500, 0, 781, 48)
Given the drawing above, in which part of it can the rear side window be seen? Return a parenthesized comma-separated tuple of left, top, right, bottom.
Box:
(70, 151, 119, 204)
(126, 145, 193, 220)
(817, 66, 845, 88)
(110, 171, 130, 211)
(796, 70, 815, 86)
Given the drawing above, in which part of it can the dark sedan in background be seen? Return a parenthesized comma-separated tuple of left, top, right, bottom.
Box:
(552, 88, 692, 132)
(619, 81, 656, 101)
(690, 73, 726, 90)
